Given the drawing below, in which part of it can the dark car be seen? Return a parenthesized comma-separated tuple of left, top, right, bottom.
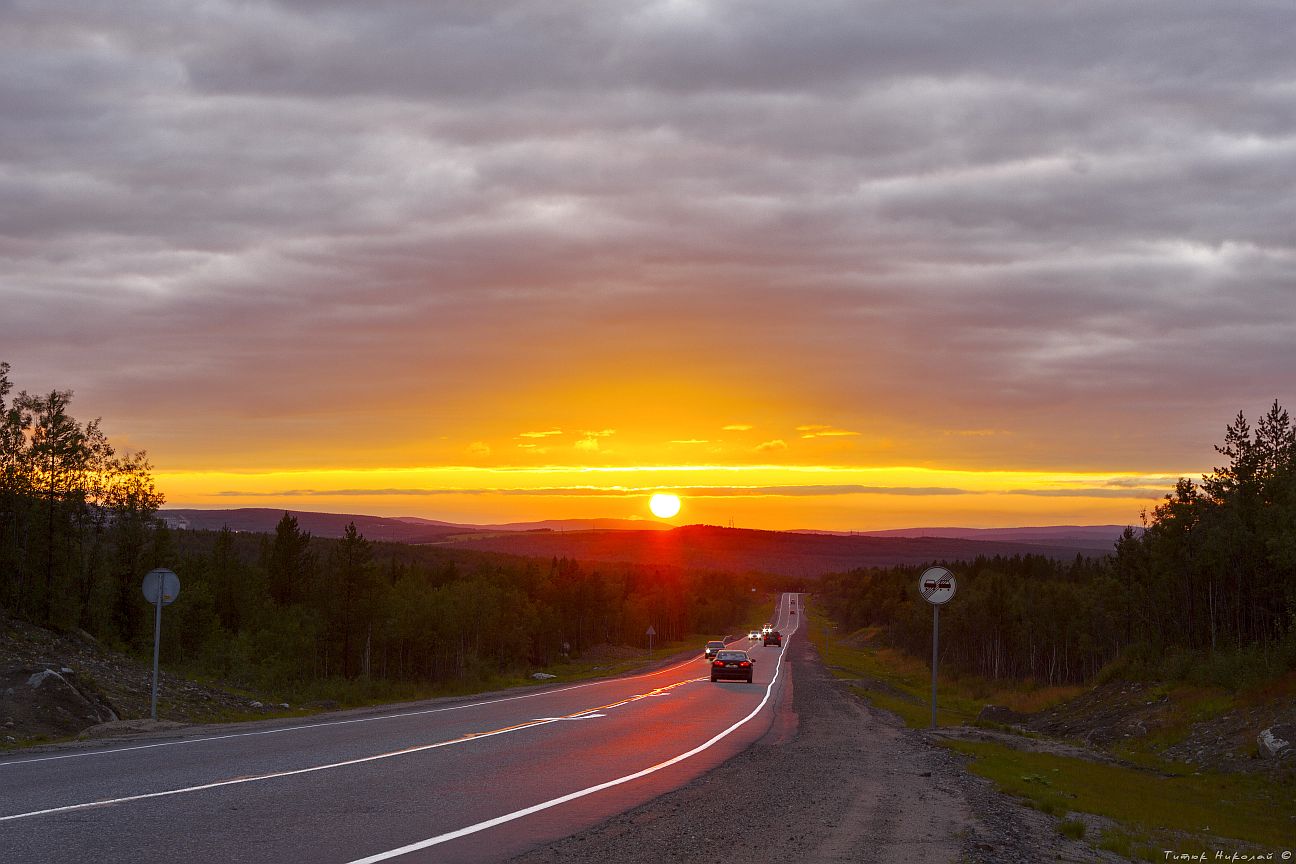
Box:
(710, 649, 755, 683)
(703, 640, 726, 660)
(763, 630, 782, 646)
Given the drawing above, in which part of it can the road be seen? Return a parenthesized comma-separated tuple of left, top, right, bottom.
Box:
(0, 594, 802, 864)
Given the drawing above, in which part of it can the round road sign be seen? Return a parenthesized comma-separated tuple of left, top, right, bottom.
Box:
(142, 568, 181, 606)
(918, 566, 956, 605)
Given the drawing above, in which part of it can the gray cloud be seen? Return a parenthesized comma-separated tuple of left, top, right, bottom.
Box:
(217, 484, 974, 498)
(3, 0, 1293, 473)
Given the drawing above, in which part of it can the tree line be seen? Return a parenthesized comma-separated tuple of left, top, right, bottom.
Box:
(1, 362, 166, 641)
(159, 515, 757, 696)
(820, 401, 1296, 688)
(1, 361, 758, 700)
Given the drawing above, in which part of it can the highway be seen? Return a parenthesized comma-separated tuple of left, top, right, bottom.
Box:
(0, 594, 802, 863)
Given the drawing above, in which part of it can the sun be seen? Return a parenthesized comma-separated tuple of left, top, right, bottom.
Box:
(649, 493, 681, 519)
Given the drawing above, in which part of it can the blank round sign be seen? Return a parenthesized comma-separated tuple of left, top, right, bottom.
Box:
(142, 568, 181, 606)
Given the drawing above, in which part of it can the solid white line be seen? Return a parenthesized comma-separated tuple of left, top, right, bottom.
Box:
(0, 650, 706, 769)
(0, 715, 564, 823)
(342, 619, 797, 864)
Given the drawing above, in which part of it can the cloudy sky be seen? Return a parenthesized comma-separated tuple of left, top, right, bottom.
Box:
(4, 0, 1294, 529)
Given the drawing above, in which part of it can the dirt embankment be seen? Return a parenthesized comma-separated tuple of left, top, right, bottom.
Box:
(511, 634, 1119, 864)
(1, 616, 282, 746)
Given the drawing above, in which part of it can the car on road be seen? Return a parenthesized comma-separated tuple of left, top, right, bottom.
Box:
(763, 630, 782, 647)
(710, 649, 755, 683)
(704, 640, 726, 660)
(748, 630, 760, 640)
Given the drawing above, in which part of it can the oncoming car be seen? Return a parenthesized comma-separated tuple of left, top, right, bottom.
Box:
(710, 649, 755, 683)
(703, 640, 726, 660)
(747, 630, 760, 641)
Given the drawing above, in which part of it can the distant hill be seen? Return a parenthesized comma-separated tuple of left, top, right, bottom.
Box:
(793, 524, 1135, 552)
(159, 508, 478, 544)
(392, 516, 673, 533)
(159, 509, 1121, 576)
(436, 524, 1109, 578)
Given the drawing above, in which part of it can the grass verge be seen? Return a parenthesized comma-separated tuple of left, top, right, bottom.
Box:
(809, 606, 1296, 855)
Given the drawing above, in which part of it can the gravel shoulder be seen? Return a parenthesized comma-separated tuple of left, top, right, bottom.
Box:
(511, 634, 1124, 864)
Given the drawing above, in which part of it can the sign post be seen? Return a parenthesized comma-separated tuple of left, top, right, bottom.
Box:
(646, 625, 656, 654)
(141, 568, 181, 721)
(918, 566, 957, 729)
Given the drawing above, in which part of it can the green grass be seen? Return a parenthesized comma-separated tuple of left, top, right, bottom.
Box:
(809, 610, 1076, 729)
(944, 738, 1294, 848)
(812, 607, 1296, 853)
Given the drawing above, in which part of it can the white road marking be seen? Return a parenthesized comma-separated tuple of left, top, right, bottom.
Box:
(344, 613, 799, 864)
(0, 649, 707, 769)
(0, 677, 709, 822)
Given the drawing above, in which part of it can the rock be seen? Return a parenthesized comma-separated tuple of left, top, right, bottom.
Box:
(249, 701, 263, 709)
(3, 665, 118, 738)
(279, 703, 290, 709)
(531, 672, 558, 680)
(1257, 725, 1295, 759)
(977, 705, 1030, 727)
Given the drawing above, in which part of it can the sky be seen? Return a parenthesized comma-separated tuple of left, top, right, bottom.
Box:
(4, 0, 1294, 530)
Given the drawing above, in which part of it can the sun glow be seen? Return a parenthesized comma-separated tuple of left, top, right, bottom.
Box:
(649, 492, 681, 519)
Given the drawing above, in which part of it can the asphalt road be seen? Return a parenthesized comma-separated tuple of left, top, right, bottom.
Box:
(0, 594, 802, 864)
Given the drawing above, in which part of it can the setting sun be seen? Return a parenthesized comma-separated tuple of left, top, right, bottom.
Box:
(649, 493, 681, 519)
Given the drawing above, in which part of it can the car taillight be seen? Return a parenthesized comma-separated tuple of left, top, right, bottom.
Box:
(739, 661, 750, 667)
(712, 660, 724, 667)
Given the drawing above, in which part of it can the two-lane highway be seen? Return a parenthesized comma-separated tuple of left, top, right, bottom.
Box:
(1, 594, 803, 863)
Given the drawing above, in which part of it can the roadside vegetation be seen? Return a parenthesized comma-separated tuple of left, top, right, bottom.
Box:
(819, 401, 1296, 692)
(0, 361, 759, 712)
(808, 610, 1296, 856)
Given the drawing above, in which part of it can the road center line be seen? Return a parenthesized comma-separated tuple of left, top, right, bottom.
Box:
(0, 652, 707, 769)
(0, 676, 711, 822)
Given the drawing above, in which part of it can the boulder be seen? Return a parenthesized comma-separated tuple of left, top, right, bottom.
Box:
(1, 664, 119, 739)
(531, 672, 558, 681)
(977, 705, 1030, 727)
(1257, 725, 1295, 760)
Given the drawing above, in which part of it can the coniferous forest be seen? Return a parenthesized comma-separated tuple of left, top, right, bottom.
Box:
(0, 362, 757, 699)
(820, 401, 1296, 688)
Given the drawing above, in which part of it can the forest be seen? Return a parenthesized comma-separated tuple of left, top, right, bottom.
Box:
(819, 401, 1296, 689)
(0, 362, 757, 699)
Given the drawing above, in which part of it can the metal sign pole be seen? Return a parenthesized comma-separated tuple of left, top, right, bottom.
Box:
(931, 604, 939, 730)
(918, 566, 956, 731)
(141, 568, 180, 722)
(151, 590, 163, 720)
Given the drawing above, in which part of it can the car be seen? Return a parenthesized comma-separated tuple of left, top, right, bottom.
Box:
(710, 649, 755, 683)
(748, 630, 760, 640)
(703, 640, 726, 660)
(763, 630, 782, 646)
(790, 610, 796, 615)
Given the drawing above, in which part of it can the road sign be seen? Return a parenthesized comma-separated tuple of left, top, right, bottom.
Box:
(142, 568, 180, 720)
(142, 568, 181, 605)
(917, 567, 957, 729)
(645, 626, 656, 636)
(918, 566, 957, 605)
